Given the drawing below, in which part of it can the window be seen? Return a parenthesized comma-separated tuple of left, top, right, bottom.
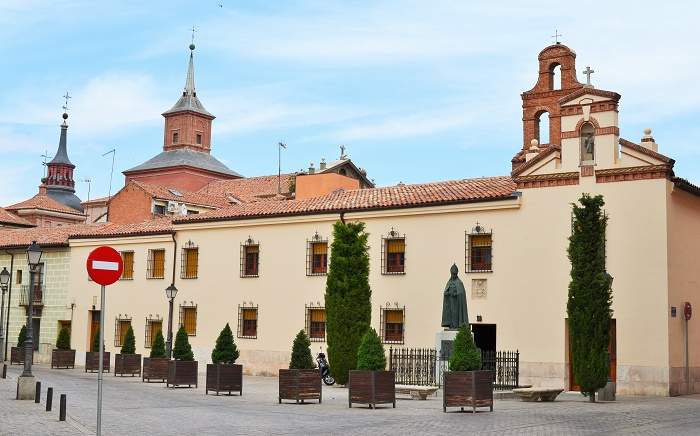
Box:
(306, 233, 328, 276)
(380, 306, 405, 344)
(57, 320, 71, 335)
(241, 238, 259, 277)
(537, 111, 550, 145)
(147, 249, 166, 279)
(465, 224, 493, 272)
(196, 133, 202, 145)
(172, 131, 179, 144)
(580, 122, 595, 163)
(382, 229, 405, 274)
(179, 304, 197, 336)
(305, 306, 326, 341)
(120, 251, 134, 280)
(181, 243, 198, 279)
(238, 305, 258, 339)
(114, 316, 131, 347)
(153, 204, 166, 215)
(16, 269, 22, 285)
(144, 316, 162, 348)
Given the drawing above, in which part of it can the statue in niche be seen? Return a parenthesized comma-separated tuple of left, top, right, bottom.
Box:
(581, 123, 595, 162)
(441, 264, 469, 329)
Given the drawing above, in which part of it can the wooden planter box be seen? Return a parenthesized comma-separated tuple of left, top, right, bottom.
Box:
(279, 369, 321, 404)
(167, 360, 198, 388)
(142, 357, 169, 383)
(10, 346, 24, 365)
(206, 363, 242, 395)
(51, 349, 75, 369)
(348, 370, 396, 409)
(114, 354, 142, 377)
(443, 370, 494, 413)
(85, 351, 110, 373)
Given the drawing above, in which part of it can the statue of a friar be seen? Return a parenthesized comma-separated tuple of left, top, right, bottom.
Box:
(441, 264, 469, 329)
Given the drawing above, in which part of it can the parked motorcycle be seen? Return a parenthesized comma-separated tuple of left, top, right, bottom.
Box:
(316, 352, 335, 385)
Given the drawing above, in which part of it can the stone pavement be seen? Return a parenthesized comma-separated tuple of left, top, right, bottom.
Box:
(2, 364, 700, 435)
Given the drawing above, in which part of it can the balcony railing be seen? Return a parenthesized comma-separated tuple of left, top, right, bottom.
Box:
(19, 285, 44, 307)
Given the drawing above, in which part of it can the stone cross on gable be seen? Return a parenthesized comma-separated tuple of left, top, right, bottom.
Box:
(582, 66, 595, 86)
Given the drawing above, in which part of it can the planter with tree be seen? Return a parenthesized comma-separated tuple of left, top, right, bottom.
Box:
(167, 326, 198, 388)
(349, 328, 395, 409)
(115, 325, 141, 377)
(143, 330, 168, 383)
(85, 327, 110, 373)
(279, 329, 321, 404)
(443, 325, 493, 413)
(51, 326, 75, 369)
(206, 323, 242, 395)
(10, 325, 26, 365)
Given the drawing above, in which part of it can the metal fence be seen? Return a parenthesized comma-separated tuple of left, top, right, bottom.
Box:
(389, 347, 519, 390)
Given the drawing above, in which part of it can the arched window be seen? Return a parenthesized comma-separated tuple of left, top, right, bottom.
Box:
(580, 122, 595, 162)
(537, 111, 550, 145)
(551, 64, 562, 90)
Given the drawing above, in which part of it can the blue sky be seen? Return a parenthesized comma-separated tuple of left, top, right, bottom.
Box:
(2, 0, 699, 205)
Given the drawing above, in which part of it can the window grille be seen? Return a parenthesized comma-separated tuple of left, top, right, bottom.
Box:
(120, 251, 134, 280)
(465, 223, 493, 273)
(144, 315, 162, 348)
(305, 304, 326, 342)
(381, 228, 406, 275)
(16, 269, 22, 285)
(306, 232, 328, 276)
(240, 237, 260, 278)
(237, 304, 258, 339)
(147, 249, 166, 279)
(179, 302, 197, 336)
(180, 241, 199, 279)
(380, 304, 405, 344)
(114, 315, 132, 347)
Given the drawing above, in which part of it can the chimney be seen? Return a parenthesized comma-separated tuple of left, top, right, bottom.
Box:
(319, 158, 327, 170)
(308, 162, 315, 174)
(525, 139, 540, 162)
(641, 128, 658, 152)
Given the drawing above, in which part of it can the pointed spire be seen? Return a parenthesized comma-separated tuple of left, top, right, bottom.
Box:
(162, 43, 213, 118)
(48, 112, 73, 166)
(184, 44, 196, 95)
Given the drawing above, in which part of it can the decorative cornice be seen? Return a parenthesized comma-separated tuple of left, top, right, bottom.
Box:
(595, 164, 672, 183)
(514, 172, 579, 189)
(511, 145, 560, 176)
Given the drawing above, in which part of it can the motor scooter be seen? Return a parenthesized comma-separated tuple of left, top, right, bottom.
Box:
(316, 352, 335, 385)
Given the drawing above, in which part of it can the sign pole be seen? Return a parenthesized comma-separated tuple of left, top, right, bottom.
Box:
(97, 284, 105, 436)
(685, 315, 690, 395)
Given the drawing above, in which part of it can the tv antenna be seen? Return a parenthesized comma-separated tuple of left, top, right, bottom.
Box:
(102, 149, 116, 199)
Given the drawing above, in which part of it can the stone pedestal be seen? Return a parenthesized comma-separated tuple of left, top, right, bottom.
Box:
(435, 330, 458, 361)
(16, 375, 36, 400)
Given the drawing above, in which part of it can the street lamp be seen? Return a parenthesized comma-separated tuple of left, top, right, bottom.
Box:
(0, 267, 10, 362)
(165, 284, 178, 359)
(23, 241, 42, 377)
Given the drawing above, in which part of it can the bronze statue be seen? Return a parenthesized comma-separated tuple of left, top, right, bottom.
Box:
(441, 264, 469, 329)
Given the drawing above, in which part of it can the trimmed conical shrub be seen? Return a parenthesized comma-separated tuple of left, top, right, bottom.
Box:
(289, 329, 315, 370)
(211, 323, 239, 364)
(449, 324, 481, 372)
(356, 328, 386, 371)
(17, 325, 27, 347)
(172, 326, 194, 361)
(55, 326, 71, 350)
(91, 327, 102, 352)
(150, 330, 166, 358)
(121, 325, 136, 354)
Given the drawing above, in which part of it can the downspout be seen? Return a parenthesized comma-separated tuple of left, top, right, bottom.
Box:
(3, 251, 14, 359)
(170, 232, 177, 286)
(339, 211, 346, 224)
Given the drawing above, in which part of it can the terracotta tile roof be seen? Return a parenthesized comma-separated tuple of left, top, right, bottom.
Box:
(6, 193, 86, 217)
(0, 223, 103, 249)
(672, 177, 700, 197)
(0, 207, 34, 227)
(619, 138, 675, 165)
(176, 176, 517, 224)
(128, 180, 229, 208)
(197, 174, 294, 203)
(558, 87, 621, 104)
(81, 196, 110, 206)
(69, 217, 174, 239)
(511, 145, 561, 176)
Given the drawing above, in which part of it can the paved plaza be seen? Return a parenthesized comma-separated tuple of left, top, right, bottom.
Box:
(2, 364, 700, 435)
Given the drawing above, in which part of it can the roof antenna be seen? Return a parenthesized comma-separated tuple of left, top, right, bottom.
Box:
(278, 142, 287, 194)
(102, 149, 116, 200)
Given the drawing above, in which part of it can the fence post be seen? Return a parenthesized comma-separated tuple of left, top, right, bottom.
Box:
(46, 387, 53, 411)
(515, 350, 520, 388)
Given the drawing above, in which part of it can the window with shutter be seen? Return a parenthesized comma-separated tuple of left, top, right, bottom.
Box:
(114, 318, 131, 347)
(468, 234, 492, 272)
(179, 306, 197, 336)
(144, 317, 162, 348)
(181, 247, 198, 279)
(306, 307, 326, 341)
(381, 308, 405, 344)
(311, 242, 328, 274)
(148, 249, 166, 279)
(238, 306, 258, 338)
(386, 238, 405, 273)
(243, 245, 259, 277)
(120, 251, 134, 280)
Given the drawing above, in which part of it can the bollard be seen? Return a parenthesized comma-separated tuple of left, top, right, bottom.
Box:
(59, 394, 66, 421)
(46, 387, 53, 412)
(35, 381, 41, 403)
(2, 363, 6, 379)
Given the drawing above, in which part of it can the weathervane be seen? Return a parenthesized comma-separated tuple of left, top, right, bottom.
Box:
(551, 29, 562, 44)
(191, 25, 196, 47)
(62, 91, 71, 113)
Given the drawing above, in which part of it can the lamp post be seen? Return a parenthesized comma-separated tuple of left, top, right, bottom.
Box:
(17, 241, 42, 400)
(0, 267, 10, 362)
(165, 284, 178, 359)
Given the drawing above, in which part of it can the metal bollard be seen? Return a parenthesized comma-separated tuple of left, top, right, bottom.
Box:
(46, 387, 53, 411)
(59, 394, 66, 421)
(2, 363, 6, 379)
(35, 381, 41, 403)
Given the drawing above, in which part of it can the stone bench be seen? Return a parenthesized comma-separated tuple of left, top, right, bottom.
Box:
(512, 388, 564, 402)
(395, 384, 439, 400)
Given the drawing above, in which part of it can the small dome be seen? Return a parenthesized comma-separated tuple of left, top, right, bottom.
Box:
(62, 112, 68, 120)
(189, 43, 195, 51)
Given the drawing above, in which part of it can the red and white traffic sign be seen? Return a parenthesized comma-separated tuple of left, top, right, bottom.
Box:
(86, 246, 123, 286)
(684, 302, 692, 321)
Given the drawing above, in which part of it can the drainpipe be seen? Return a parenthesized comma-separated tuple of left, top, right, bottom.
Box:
(339, 212, 346, 224)
(170, 232, 177, 286)
(3, 251, 14, 359)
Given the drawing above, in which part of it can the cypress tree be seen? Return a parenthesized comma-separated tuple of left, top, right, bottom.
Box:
(211, 323, 239, 364)
(356, 328, 386, 371)
(448, 324, 481, 371)
(172, 326, 194, 361)
(121, 325, 136, 354)
(289, 329, 315, 370)
(567, 194, 612, 402)
(150, 330, 166, 358)
(91, 327, 102, 352)
(17, 325, 27, 348)
(55, 326, 71, 350)
(325, 221, 371, 385)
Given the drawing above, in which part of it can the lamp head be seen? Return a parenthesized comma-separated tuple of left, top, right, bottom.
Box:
(165, 284, 178, 300)
(26, 240, 43, 269)
(0, 266, 10, 288)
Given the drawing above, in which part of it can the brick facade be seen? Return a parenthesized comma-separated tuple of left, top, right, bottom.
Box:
(108, 183, 154, 224)
(163, 111, 213, 153)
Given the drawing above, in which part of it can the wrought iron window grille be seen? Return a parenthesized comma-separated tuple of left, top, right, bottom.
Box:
(306, 232, 329, 276)
(114, 314, 132, 347)
(465, 222, 493, 273)
(180, 240, 199, 279)
(380, 303, 405, 345)
(305, 303, 326, 342)
(146, 249, 166, 279)
(240, 237, 260, 278)
(178, 301, 197, 336)
(237, 303, 258, 339)
(381, 228, 406, 275)
(144, 314, 162, 348)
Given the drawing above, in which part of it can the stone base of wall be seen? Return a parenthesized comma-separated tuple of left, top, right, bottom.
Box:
(238, 349, 289, 377)
(669, 366, 700, 396)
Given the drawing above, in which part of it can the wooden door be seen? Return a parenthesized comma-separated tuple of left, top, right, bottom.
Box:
(567, 319, 617, 391)
(89, 311, 100, 349)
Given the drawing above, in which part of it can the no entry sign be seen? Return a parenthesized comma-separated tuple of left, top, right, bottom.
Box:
(86, 246, 123, 286)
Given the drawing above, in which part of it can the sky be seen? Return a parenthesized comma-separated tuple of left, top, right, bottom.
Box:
(1, 0, 699, 205)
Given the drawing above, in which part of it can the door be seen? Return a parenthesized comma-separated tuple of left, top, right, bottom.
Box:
(89, 310, 100, 350)
(567, 319, 616, 391)
(471, 323, 497, 352)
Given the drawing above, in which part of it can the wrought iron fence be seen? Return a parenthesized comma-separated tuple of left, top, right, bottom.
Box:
(389, 347, 519, 390)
